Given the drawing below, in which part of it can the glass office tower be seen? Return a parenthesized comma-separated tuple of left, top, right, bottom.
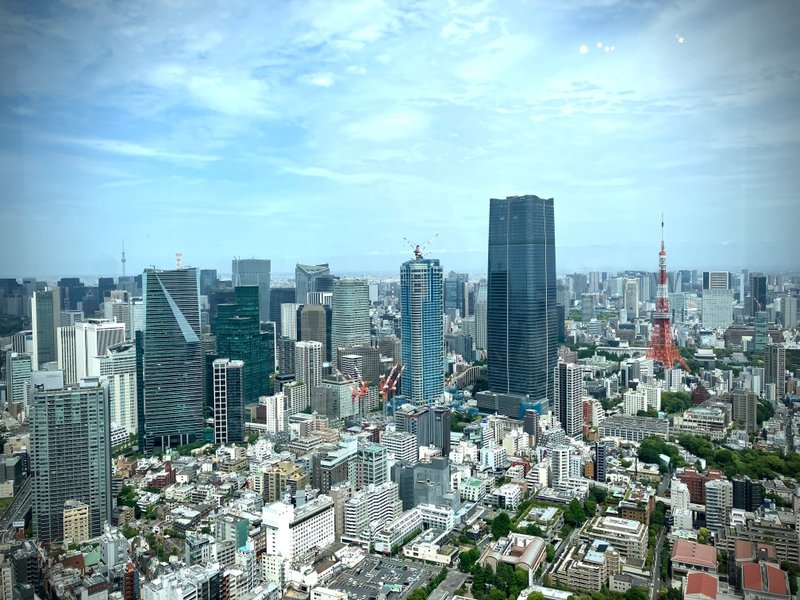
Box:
(487, 195, 557, 407)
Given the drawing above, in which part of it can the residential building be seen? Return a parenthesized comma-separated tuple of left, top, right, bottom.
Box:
(554, 361, 584, 437)
(594, 441, 607, 483)
(579, 516, 648, 561)
(141, 563, 221, 600)
(142, 268, 204, 452)
(262, 495, 335, 562)
(63, 500, 90, 544)
(729, 389, 758, 434)
(487, 195, 557, 410)
(598, 415, 669, 441)
(732, 477, 764, 513)
(552, 539, 621, 594)
(213, 359, 245, 445)
(400, 254, 443, 405)
(295, 341, 323, 411)
(31, 378, 112, 543)
(764, 344, 786, 400)
(705, 479, 733, 532)
(342, 482, 402, 544)
(679, 468, 723, 505)
(99, 341, 138, 435)
(671, 478, 693, 531)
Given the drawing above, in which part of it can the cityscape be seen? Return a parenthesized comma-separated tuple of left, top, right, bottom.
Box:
(1, 2, 799, 600)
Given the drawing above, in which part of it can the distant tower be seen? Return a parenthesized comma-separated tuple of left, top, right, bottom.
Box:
(647, 217, 690, 371)
(121, 240, 127, 277)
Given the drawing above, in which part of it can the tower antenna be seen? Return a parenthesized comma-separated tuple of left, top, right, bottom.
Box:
(121, 239, 127, 277)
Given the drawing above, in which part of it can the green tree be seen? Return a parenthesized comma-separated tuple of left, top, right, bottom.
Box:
(584, 498, 597, 516)
(697, 527, 710, 544)
(546, 544, 556, 561)
(626, 588, 649, 600)
(527, 593, 546, 600)
(564, 498, 586, 528)
(459, 547, 481, 572)
(491, 512, 512, 540)
(589, 487, 607, 504)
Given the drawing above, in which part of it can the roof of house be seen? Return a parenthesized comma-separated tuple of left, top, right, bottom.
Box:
(742, 562, 789, 597)
(685, 572, 718, 600)
(671, 539, 717, 569)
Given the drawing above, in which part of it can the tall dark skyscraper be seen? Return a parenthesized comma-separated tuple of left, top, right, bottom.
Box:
(269, 287, 296, 331)
(142, 268, 204, 452)
(232, 258, 271, 323)
(31, 288, 61, 370)
(487, 195, 557, 407)
(216, 286, 274, 402)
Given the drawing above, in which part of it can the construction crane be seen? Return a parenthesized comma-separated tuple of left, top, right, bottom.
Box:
(402, 234, 439, 260)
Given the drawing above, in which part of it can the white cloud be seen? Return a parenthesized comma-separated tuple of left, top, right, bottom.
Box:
(299, 72, 335, 87)
(47, 135, 219, 166)
(342, 111, 428, 142)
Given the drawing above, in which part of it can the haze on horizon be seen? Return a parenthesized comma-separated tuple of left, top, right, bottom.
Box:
(1, 0, 799, 278)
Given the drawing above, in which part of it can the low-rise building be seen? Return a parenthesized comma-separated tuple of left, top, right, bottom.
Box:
(598, 416, 669, 441)
(552, 539, 621, 594)
(484, 533, 546, 575)
(684, 572, 718, 600)
(671, 540, 718, 579)
(673, 406, 731, 440)
(402, 528, 458, 565)
(741, 562, 790, 600)
(579, 516, 647, 562)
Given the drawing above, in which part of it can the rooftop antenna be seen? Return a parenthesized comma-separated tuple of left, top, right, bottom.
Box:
(176, 252, 183, 270)
(121, 239, 127, 277)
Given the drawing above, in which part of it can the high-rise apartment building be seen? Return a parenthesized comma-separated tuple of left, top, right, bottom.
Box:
(594, 441, 607, 483)
(400, 255, 443, 405)
(764, 344, 786, 400)
(294, 341, 322, 411)
(216, 286, 274, 403)
(331, 279, 371, 360)
(295, 263, 331, 304)
(550, 445, 571, 487)
(5, 352, 32, 412)
(554, 361, 584, 437)
(705, 478, 732, 532)
(99, 341, 138, 435)
(231, 258, 271, 323)
(730, 389, 758, 434)
(142, 268, 204, 452)
(30, 378, 112, 543)
(31, 289, 61, 370)
(702, 271, 733, 330)
(56, 326, 78, 384)
(487, 196, 557, 407)
(213, 359, 245, 445)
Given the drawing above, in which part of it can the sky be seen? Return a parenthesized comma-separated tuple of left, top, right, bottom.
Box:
(1, 0, 798, 279)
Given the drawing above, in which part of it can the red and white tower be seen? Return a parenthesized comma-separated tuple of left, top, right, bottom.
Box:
(647, 217, 690, 371)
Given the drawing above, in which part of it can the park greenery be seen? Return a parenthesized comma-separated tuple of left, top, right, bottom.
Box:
(470, 561, 530, 600)
(660, 391, 692, 414)
(407, 567, 448, 600)
(637, 436, 685, 472)
(677, 434, 800, 479)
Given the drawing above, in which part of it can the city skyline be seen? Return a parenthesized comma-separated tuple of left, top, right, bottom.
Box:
(2, 1, 799, 277)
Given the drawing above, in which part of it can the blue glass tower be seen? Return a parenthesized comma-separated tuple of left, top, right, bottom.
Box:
(487, 195, 557, 408)
(400, 255, 443, 405)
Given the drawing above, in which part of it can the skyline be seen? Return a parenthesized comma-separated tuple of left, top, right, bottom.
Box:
(2, 0, 799, 277)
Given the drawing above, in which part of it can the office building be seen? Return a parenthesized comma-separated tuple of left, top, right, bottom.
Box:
(280, 303, 300, 340)
(623, 279, 639, 321)
(141, 563, 221, 600)
(702, 272, 733, 331)
(400, 254, 443, 405)
(259, 392, 287, 434)
(216, 286, 274, 403)
(298, 303, 332, 362)
(381, 431, 417, 464)
(551, 539, 621, 594)
(671, 478, 693, 531)
(231, 258, 271, 322)
(487, 195, 557, 408)
(142, 268, 204, 452)
(295, 341, 322, 411)
(74, 319, 126, 380)
(99, 341, 138, 435)
(31, 378, 112, 543)
(598, 415, 669, 441)
(212, 359, 245, 445)
(395, 405, 451, 455)
(331, 279, 371, 360)
(357, 443, 389, 488)
(295, 263, 331, 304)
(444, 272, 469, 317)
(749, 274, 767, 317)
(342, 482, 402, 545)
(554, 361, 584, 437)
(581, 293, 596, 323)
(32, 289, 61, 369)
(764, 344, 785, 400)
(269, 287, 296, 331)
(705, 478, 733, 532)
(5, 352, 32, 412)
(754, 311, 768, 353)
(56, 326, 78, 384)
(550, 445, 571, 486)
(781, 295, 797, 329)
(729, 389, 758, 434)
(732, 477, 764, 512)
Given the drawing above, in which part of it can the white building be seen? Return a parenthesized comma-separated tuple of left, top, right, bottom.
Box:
(342, 482, 402, 544)
(280, 304, 300, 340)
(705, 479, 732, 532)
(75, 319, 126, 379)
(56, 326, 78, 384)
(550, 446, 571, 488)
(670, 479, 693, 531)
(295, 341, 323, 410)
(141, 563, 221, 600)
(554, 362, 585, 437)
(262, 495, 335, 562)
(99, 341, 138, 435)
(702, 289, 734, 331)
(381, 431, 417, 464)
(260, 393, 287, 434)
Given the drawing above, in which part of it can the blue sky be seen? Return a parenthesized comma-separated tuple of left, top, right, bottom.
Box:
(1, 0, 798, 278)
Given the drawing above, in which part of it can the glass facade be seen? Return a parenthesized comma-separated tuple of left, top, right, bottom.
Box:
(331, 279, 371, 360)
(216, 285, 274, 404)
(487, 195, 557, 406)
(32, 289, 60, 369)
(231, 258, 271, 322)
(295, 263, 331, 304)
(400, 257, 443, 405)
(142, 268, 204, 452)
(31, 381, 112, 543)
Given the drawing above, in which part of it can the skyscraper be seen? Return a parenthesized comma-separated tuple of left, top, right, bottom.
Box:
(594, 441, 607, 483)
(57, 326, 78, 384)
(474, 284, 487, 352)
(764, 344, 786, 400)
(623, 278, 639, 321)
(99, 341, 138, 435)
(30, 378, 112, 543)
(554, 361, 584, 437)
(400, 254, 443, 405)
(702, 271, 733, 330)
(75, 319, 126, 380)
(4, 352, 32, 413)
(331, 279, 371, 360)
(213, 359, 245, 445)
(31, 289, 61, 370)
(749, 273, 767, 317)
(142, 268, 204, 452)
(487, 195, 557, 407)
(231, 258, 271, 323)
(216, 286, 274, 403)
(294, 341, 323, 411)
(444, 272, 469, 317)
(269, 287, 296, 331)
(295, 263, 331, 304)
(297, 304, 332, 362)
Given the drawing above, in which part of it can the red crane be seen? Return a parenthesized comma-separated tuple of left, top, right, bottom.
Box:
(647, 216, 690, 371)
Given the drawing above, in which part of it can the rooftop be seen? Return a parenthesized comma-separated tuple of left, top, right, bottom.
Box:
(671, 539, 717, 569)
(685, 572, 718, 600)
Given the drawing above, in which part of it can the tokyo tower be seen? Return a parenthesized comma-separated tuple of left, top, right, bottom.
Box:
(647, 217, 690, 371)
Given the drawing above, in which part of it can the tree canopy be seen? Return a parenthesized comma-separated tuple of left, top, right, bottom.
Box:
(678, 434, 800, 479)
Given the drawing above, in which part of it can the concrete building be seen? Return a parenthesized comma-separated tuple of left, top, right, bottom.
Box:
(56, 325, 78, 384)
(552, 539, 621, 594)
(74, 319, 126, 379)
(579, 516, 648, 561)
(32, 288, 61, 370)
(213, 358, 245, 445)
(5, 352, 32, 413)
(331, 279, 371, 361)
(729, 389, 758, 434)
(381, 431, 417, 464)
(262, 495, 335, 562)
(295, 341, 323, 411)
(705, 478, 733, 532)
(554, 362, 584, 437)
(764, 344, 786, 400)
(598, 415, 669, 441)
(99, 341, 138, 435)
(63, 500, 90, 544)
